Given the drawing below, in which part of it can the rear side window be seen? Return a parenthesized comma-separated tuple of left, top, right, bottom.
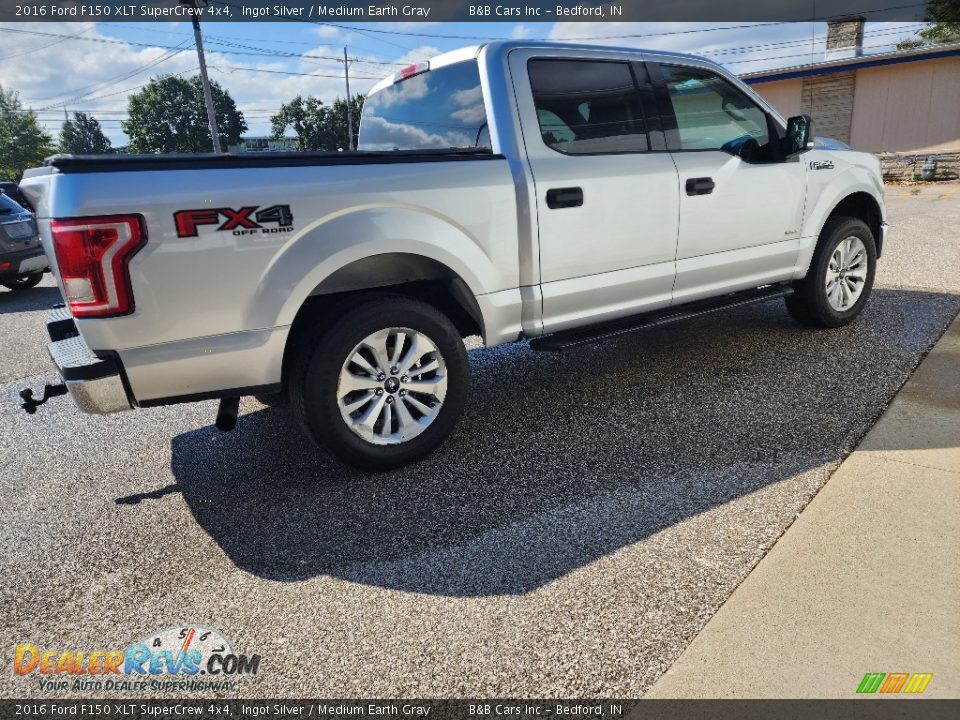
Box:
(529, 59, 648, 155)
(359, 61, 490, 151)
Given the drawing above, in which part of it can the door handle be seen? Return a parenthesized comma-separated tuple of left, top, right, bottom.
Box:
(546, 187, 583, 209)
(685, 177, 715, 196)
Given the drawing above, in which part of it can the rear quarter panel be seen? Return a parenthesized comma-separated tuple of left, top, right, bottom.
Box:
(23, 159, 519, 402)
(32, 159, 519, 352)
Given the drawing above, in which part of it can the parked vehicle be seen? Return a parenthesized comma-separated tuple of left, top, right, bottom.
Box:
(0, 193, 47, 291)
(19, 41, 887, 470)
(0, 181, 32, 210)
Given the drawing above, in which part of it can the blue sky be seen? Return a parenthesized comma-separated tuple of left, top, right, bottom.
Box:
(0, 20, 927, 145)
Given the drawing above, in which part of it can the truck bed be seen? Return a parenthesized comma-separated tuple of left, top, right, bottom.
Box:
(25, 148, 501, 175)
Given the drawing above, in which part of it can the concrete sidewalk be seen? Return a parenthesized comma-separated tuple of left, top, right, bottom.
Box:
(647, 314, 960, 699)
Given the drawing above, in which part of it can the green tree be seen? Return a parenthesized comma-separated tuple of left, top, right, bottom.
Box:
(0, 84, 54, 181)
(123, 75, 246, 153)
(270, 93, 364, 151)
(59, 111, 112, 154)
(269, 95, 326, 150)
(896, 0, 960, 48)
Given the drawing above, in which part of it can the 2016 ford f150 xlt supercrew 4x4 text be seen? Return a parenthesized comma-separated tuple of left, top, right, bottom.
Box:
(20, 42, 888, 470)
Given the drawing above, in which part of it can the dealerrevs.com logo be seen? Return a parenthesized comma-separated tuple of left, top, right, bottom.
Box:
(14, 625, 261, 693)
(856, 672, 933, 694)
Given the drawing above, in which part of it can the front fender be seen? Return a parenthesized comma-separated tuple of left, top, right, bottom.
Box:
(797, 155, 885, 275)
(245, 204, 508, 330)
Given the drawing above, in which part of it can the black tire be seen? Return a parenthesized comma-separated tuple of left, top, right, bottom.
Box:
(785, 216, 877, 328)
(289, 295, 469, 471)
(2, 272, 43, 291)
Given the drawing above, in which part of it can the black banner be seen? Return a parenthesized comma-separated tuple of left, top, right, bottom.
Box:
(1, 700, 959, 720)
(0, 0, 936, 23)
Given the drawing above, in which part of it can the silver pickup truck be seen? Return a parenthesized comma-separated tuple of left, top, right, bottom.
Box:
(20, 41, 887, 470)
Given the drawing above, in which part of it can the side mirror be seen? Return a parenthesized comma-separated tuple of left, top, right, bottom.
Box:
(784, 114, 815, 159)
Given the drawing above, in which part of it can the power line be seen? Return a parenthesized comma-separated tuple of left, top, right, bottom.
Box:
(200, 36, 409, 65)
(0, 27, 93, 60)
(703, 23, 926, 57)
(105, 21, 402, 56)
(208, 64, 381, 79)
(721, 36, 935, 65)
(21, 36, 193, 106)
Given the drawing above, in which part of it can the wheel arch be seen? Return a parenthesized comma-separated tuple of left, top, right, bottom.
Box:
(279, 254, 485, 395)
(823, 191, 884, 257)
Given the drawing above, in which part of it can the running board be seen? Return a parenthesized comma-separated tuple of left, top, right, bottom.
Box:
(529, 285, 793, 352)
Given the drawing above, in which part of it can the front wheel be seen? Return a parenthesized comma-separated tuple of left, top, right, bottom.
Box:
(785, 216, 877, 328)
(2, 272, 43, 291)
(290, 296, 470, 471)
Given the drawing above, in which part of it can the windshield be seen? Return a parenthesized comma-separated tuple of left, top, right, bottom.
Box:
(358, 61, 490, 151)
(0, 193, 26, 215)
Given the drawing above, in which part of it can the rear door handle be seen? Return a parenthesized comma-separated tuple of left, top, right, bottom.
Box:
(685, 177, 715, 196)
(546, 187, 583, 209)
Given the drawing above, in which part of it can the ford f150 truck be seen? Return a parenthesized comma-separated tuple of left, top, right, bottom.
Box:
(20, 41, 887, 470)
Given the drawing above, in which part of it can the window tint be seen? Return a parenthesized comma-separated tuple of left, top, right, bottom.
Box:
(529, 59, 648, 154)
(660, 65, 771, 154)
(358, 61, 490, 151)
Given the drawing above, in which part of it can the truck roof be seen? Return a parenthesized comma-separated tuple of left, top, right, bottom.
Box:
(367, 40, 707, 95)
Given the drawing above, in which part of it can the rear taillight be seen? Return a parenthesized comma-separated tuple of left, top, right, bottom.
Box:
(50, 215, 146, 318)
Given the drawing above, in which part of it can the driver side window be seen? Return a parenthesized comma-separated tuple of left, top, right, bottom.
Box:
(660, 64, 773, 159)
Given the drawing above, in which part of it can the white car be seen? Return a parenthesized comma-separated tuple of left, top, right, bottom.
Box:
(21, 41, 887, 470)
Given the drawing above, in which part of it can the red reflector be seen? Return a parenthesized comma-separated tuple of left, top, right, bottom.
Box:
(0, 261, 10, 272)
(398, 62, 429, 80)
(50, 215, 146, 318)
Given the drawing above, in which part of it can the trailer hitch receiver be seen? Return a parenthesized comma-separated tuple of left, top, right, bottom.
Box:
(19, 384, 68, 414)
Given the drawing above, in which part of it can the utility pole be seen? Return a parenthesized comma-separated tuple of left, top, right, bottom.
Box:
(343, 46, 354, 151)
(180, 0, 222, 152)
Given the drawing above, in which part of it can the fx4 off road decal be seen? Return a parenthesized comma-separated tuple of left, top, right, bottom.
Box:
(174, 205, 294, 238)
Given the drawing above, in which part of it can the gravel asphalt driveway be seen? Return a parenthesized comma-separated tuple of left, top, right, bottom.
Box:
(1, 185, 958, 697)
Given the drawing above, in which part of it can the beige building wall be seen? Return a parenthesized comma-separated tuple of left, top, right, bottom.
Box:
(748, 56, 960, 154)
(751, 78, 803, 119)
(850, 57, 960, 153)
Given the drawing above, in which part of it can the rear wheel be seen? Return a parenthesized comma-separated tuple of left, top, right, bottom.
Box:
(290, 296, 469, 471)
(2, 272, 43, 291)
(785, 216, 876, 328)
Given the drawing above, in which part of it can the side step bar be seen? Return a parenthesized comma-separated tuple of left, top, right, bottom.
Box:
(529, 285, 793, 352)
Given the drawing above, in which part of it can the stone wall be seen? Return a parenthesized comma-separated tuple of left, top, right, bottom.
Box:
(878, 151, 960, 182)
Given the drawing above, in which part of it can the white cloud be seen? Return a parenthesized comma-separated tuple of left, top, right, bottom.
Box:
(311, 25, 341, 39)
(358, 114, 471, 150)
(450, 105, 486, 123)
(0, 22, 440, 146)
(511, 25, 533, 40)
(451, 84, 481, 106)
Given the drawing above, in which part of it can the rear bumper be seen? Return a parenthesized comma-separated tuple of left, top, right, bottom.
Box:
(0, 245, 48, 280)
(47, 308, 132, 415)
